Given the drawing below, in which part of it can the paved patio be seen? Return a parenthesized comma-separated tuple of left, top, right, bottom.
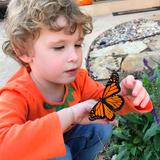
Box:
(1, 10, 160, 86)
(0, 21, 19, 86)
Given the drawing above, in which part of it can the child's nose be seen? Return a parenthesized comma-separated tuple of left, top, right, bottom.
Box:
(68, 48, 79, 62)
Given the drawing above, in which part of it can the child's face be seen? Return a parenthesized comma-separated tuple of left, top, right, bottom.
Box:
(28, 26, 83, 85)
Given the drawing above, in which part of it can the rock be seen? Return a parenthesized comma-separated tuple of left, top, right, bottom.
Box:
(113, 41, 147, 55)
(89, 56, 122, 79)
(121, 51, 160, 73)
(89, 40, 147, 58)
(143, 35, 160, 51)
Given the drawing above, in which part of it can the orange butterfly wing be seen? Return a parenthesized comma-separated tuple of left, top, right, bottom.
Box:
(89, 72, 124, 121)
(103, 72, 121, 98)
(89, 101, 115, 121)
(102, 72, 124, 112)
(105, 95, 124, 112)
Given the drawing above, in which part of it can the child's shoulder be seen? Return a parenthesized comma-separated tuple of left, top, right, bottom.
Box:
(77, 68, 88, 76)
(0, 66, 35, 96)
(71, 68, 102, 90)
(74, 68, 89, 83)
(70, 68, 87, 87)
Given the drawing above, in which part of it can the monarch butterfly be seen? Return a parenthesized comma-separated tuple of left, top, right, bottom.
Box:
(89, 72, 124, 121)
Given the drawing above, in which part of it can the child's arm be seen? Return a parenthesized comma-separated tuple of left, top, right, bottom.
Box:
(0, 91, 107, 160)
(116, 95, 152, 115)
(57, 74, 153, 132)
(75, 69, 152, 115)
(74, 69, 152, 115)
(57, 99, 111, 132)
(0, 91, 66, 159)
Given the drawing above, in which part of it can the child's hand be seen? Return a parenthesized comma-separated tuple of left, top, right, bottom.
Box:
(57, 99, 117, 133)
(70, 100, 117, 125)
(120, 75, 150, 108)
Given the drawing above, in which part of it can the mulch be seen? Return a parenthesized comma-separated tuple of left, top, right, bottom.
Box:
(0, 7, 6, 20)
(0, 0, 9, 6)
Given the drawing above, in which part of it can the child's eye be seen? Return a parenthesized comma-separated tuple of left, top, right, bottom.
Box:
(75, 44, 82, 48)
(53, 46, 64, 50)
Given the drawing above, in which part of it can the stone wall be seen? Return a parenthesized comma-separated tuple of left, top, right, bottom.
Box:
(86, 18, 160, 83)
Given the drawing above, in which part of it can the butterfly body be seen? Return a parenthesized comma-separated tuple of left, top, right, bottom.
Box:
(89, 72, 124, 121)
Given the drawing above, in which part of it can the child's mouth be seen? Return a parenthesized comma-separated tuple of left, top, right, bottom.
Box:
(65, 68, 78, 76)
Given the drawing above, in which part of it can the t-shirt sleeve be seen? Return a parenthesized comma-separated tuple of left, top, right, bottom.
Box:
(116, 95, 153, 115)
(0, 90, 65, 160)
(75, 69, 153, 115)
(75, 69, 105, 101)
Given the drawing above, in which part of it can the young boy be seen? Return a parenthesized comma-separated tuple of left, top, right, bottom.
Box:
(0, 0, 152, 160)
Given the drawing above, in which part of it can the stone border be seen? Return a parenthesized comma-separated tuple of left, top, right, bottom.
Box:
(86, 18, 160, 84)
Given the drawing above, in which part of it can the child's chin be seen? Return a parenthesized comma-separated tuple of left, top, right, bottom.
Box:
(65, 76, 76, 84)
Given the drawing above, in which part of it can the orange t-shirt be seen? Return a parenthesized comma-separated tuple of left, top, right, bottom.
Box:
(0, 67, 152, 160)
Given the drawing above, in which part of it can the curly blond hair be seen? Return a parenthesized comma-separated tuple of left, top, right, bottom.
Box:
(2, 0, 92, 65)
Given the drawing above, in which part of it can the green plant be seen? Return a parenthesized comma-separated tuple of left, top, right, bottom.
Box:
(104, 59, 160, 160)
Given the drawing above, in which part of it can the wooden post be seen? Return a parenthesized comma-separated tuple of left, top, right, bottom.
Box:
(80, 0, 160, 16)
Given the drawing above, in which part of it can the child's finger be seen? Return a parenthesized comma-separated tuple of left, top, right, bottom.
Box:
(120, 75, 135, 95)
(132, 80, 143, 96)
(85, 100, 98, 112)
(140, 96, 150, 108)
(133, 87, 146, 106)
(123, 75, 135, 88)
(139, 93, 150, 108)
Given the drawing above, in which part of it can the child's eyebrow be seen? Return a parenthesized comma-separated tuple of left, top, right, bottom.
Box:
(48, 37, 84, 45)
(77, 37, 84, 42)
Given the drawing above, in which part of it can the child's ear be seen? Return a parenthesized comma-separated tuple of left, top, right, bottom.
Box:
(11, 43, 33, 63)
(18, 54, 33, 64)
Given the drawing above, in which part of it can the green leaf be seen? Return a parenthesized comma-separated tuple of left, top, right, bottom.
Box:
(143, 77, 152, 94)
(113, 128, 130, 140)
(143, 146, 153, 160)
(116, 148, 129, 160)
(143, 113, 153, 123)
(104, 65, 160, 160)
(124, 113, 143, 125)
(154, 66, 160, 78)
(153, 134, 160, 151)
(130, 147, 137, 156)
(133, 137, 142, 144)
(142, 121, 150, 133)
(156, 78, 160, 90)
(143, 123, 160, 141)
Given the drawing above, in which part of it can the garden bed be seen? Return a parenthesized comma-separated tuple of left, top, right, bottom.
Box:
(86, 18, 160, 84)
(86, 18, 160, 159)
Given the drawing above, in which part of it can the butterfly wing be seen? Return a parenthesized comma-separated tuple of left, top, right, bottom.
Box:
(102, 72, 121, 98)
(89, 71, 124, 121)
(102, 72, 124, 111)
(89, 101, 115, 121)
(104, 95, 124, 112)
